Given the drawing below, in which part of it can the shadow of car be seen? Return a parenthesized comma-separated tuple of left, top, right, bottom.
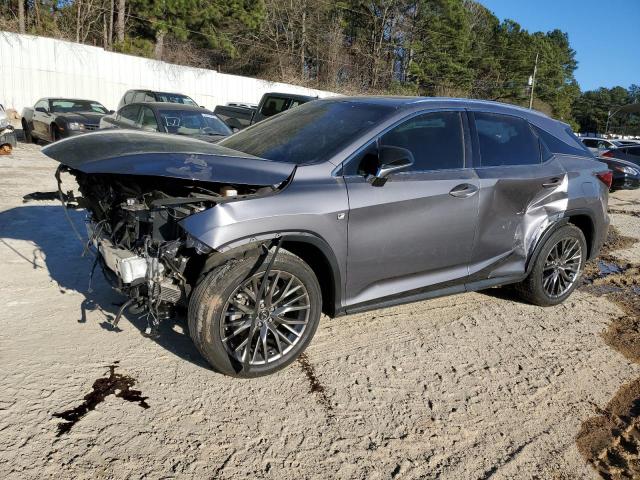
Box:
(0, 204, 210, 369)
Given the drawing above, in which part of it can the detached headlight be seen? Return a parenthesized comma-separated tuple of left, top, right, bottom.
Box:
(186, 234, 212, 255)
(614, 165, 640, 175)
(68, 122, 85, 131)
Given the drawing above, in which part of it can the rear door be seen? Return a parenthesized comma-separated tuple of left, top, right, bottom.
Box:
(467, 111, 567, 281)
(344, 109, 480, 308)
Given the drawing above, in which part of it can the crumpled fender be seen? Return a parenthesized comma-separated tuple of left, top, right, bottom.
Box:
(41, 130, 295, 186)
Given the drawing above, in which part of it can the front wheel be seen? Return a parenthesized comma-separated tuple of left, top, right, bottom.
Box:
(515, 224, 587, 306)
(188, 249, 322, 377)
(22, 121, 33, 143)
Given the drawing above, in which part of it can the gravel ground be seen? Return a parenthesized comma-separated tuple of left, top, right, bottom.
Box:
(1, 142, 639, 479)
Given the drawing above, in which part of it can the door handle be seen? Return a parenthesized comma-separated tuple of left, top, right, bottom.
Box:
(449, 183, 479, 198)
(542, 177, 562, 188)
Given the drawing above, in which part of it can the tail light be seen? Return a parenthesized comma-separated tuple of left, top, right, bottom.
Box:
(601, 150, 614, 158)
(595, 170, 613, 189)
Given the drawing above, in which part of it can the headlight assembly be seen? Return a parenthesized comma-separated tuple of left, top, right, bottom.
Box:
(68, 122, 85, 131)
(186, 234, 212, 255)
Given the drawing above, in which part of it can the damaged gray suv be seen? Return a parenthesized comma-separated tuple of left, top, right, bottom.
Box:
(44, 97, 611, 377)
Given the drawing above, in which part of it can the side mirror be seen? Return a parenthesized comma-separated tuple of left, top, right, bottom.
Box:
(368, 145, 414, 187)
(35, 107, 48, 114)
(109, 110, 115, 114)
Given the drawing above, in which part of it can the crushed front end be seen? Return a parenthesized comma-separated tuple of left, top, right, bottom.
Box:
(45, 131, 294, 332)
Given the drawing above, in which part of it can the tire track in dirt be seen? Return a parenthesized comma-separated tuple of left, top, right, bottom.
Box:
(577, 224, 640, 479)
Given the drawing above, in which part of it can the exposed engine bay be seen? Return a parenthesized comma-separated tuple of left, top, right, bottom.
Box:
(56, 165, 281, 331)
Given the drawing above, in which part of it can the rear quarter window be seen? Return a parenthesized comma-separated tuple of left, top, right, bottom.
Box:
(533, 126, 592, 157)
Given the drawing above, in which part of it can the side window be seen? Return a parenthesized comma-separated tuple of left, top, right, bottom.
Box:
(582, 139, 597, 148)
(475, 112, 540, 167)
(144, 93, 156, 102)
(597, 140, 611, 150)
(119, 105, 140, 125)
(123, 91, 134, 104)
(133, 91, 147, 103)
(138, 107, 158, 131)
(345, 141, 379, 177)
(35, 100, 49, 112)
(260, 97, 287, 117)
(379, 111, 465, 171)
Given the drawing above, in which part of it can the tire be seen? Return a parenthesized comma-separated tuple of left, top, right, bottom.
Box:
(188, 249, 322, 377)
(22, 120, 33, 143)
(51, 125, 60, 142)
(514, 224, 587, 306)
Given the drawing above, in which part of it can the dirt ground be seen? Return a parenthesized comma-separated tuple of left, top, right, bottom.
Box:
(1, 142, 639, 480)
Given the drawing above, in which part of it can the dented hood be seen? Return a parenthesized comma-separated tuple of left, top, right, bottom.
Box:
(41, 130, 295, 186)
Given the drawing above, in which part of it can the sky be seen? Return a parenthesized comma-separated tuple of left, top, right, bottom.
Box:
(479, 0, 640, 92)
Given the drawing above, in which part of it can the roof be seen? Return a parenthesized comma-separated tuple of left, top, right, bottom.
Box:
(322, 95, 550, 118)
(265, 92, 317, 101)
(42, 97, 101, 103)
(125, 89, 191, 96)
(126, 102, 211, 113)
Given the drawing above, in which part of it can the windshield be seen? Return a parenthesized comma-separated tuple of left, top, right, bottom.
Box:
(219, 100, 395, 164)
(50, 100, 108, 114)
(158, 110, 232, 136)
(156, 93, 198, 106)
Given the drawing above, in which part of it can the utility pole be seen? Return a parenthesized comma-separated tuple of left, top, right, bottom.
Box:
(529, 52, 539, 110)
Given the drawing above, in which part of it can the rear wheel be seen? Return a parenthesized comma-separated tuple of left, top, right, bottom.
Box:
(188, 249, 322, 377)
(515, 224, 587, 306)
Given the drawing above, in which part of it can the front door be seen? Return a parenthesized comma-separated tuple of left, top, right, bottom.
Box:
(344, 110, 480, 308)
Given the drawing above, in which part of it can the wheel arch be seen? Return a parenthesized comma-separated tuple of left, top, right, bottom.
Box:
(565, 212, 595, 259)
(188, 232, 343, 318)
(525, 209, 597, 274)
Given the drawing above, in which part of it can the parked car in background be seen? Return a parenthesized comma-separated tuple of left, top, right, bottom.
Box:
(0, 103, 17, 154)
(100, 102, 231, 142)
(214, 92, 316, 130)
(580, 137, 625, 155)
(596, 154, 640, 191)
(21, 98, 110, 143)
(118, 89, 199, 110)
(602, 145, 640, 165)
(44, 97, 610, 377)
